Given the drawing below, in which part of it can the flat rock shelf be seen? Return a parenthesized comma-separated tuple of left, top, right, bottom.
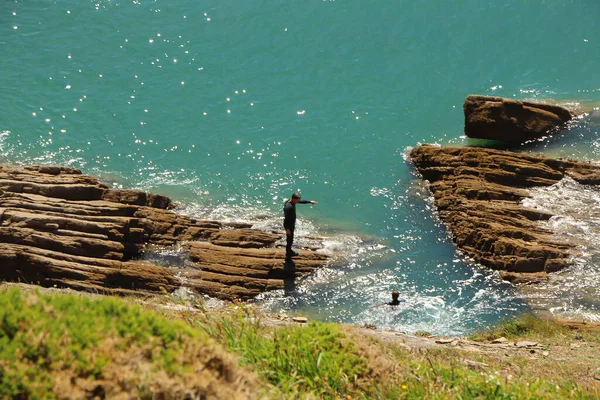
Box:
(409, 145, 600, 283)
(0, 164, 328, 300)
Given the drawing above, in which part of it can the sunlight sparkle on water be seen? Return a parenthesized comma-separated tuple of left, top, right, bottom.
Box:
(3, 0, 600, 335)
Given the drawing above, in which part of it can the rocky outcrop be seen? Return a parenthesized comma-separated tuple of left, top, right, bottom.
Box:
(464, 95, 573, 143)
(179, 242, 328, 300)
(409, 145, 600, 281)
(0, 164, 328, 300)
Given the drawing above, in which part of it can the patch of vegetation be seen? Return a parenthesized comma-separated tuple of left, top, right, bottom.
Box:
(378, 345, 594, 400)
(189, 305, 600, 399)
(192, 306, 367, 398)
(469, 313, 572, 342)
(3, 285, 600, 400)
(0, 287, 227, 399)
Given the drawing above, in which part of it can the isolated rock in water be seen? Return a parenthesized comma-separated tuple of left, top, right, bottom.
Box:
(409, 145, 600, 281)
(464, 95, 572, 143)
(0, 164, 328, 300)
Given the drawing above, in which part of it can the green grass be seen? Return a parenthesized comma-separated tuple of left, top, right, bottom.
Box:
(2, 287, 600, 400)
(379, 346, 594, 400)
(469, 313, 572, 342)
(189, 305, 600, 400)
(0, 287, 200, 399)
(192, 306, 366, 398)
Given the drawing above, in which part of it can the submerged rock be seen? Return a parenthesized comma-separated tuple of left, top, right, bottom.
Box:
(409, 145, 600, 281)
(464, 95, 572, 143)
(0, 164, 328, 300)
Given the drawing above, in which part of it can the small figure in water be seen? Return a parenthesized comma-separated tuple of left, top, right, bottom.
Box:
(371, 290, 406, 308)
(388, 290, 404, 306)
(283, 192, 317, 258)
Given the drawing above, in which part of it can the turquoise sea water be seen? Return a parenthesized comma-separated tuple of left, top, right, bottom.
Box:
(2, 1, 599, 335)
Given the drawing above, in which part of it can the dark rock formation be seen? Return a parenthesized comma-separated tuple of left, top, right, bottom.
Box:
(409, 145, 600, 281)
(464, 95, 573, 143)
(0, 164, 328, 300)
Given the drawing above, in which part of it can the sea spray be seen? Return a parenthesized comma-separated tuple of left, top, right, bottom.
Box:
(521, 177, 600, 321)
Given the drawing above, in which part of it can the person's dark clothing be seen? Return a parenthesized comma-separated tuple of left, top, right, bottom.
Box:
(388, 299, 404, 306)
(285, 230, 296, 257)
(283, 199, 311, 256)
(283, 199, 311, 230)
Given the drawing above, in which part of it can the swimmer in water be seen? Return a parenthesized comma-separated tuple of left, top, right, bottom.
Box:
(388, 290, 404, 306)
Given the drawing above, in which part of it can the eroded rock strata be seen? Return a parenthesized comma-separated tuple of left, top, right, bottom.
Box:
(409, 145, 600, 282)
(464, 95, 573, 143)
(0, 164, 327, 300)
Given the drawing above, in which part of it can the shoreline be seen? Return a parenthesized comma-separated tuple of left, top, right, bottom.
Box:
(409, 144, 600, 323)
(0, 163, 330, 301)
(2, 147, 600, 330)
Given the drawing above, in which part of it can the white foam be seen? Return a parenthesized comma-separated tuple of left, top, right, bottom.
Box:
(520, 177, 600, 320)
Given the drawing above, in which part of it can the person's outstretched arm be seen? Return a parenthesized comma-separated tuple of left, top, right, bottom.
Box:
(298, 200, 317, 204)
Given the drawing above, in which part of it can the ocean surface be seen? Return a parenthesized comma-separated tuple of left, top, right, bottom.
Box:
(2, 0, 599, 335)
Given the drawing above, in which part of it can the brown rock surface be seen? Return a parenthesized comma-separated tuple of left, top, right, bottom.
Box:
(464, 95, 573, 143)
(409, 145, 600, 280)
(0, 164, 328, 300)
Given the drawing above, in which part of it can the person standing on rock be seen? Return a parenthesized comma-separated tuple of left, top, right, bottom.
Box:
(283, 192, 317, 258)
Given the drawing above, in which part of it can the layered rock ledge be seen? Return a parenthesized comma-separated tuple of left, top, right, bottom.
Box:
(0, 164, 328, 300)
(409, 145, 600, 282)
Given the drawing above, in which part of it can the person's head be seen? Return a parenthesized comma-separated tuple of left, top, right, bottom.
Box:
(290, 192, 301, 203)
(391, 290, 399, 300)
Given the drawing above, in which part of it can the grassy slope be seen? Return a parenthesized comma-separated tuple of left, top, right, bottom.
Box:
(0, 287, 263, 399)
(188, 306, 600, 399)
(1, 285, 599, 399)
